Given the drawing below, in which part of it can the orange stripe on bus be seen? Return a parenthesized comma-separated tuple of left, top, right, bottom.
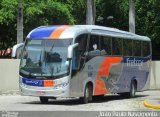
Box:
(49, 25, 70, 39)
(94, 57, 122, 96)
(94, 78, 107, 96)
(44, 80, 54, 87)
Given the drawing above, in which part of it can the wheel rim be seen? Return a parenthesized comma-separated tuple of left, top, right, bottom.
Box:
(131, 83, 135, 97)
(83, 86, 90, 103)
(85, 86, 89, 99)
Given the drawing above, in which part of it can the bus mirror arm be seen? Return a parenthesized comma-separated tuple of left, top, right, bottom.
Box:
(12, 43, 24, 58)
(67, 43, 79, 59)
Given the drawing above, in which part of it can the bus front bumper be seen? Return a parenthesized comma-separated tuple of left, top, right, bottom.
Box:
(19, 75, 70, 98)
(19, 83, 70, 98)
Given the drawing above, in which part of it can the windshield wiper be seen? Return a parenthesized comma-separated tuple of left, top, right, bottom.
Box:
(39, 50, 42, 67)
(38, 50, 45, 76)
(50, 43, 54, 52)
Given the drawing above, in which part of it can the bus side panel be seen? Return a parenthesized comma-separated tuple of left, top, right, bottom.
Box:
(94, 57, 123, 95)
(70, 56, 151, 98)
(70, 57, 107, 97)
(138, 57, 151, 91)
(70, 56, 107, 97)
(115, 57, 151, 94)
(70, 56, 124, 97)
(69, 70, 88, 97)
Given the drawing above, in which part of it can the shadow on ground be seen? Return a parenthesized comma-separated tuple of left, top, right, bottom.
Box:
(22, 94, 149, 106)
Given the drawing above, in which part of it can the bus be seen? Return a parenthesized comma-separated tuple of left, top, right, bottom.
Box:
(12, 25, 151, 104)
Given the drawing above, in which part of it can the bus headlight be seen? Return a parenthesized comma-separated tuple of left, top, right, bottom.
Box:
(19, 76, 27, 88)
(53, 82, 69, 89)
(19, 76, 23, 83)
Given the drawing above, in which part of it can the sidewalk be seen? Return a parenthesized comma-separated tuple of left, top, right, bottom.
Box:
(0, 90, 19, 96)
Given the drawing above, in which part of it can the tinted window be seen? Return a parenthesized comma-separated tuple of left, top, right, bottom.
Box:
(123, 39, 132, 56)
(100, 36, 111, 55)
(73, 34, 88, 70)
(88, 35, 100, 51)
(143, 41, 150, 57)
(75, 34, 88, 53)
(112, 38, 122, 55)
(133, 40, 142, 57)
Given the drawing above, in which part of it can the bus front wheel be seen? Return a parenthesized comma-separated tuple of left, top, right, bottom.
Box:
(82, 84, 93, 104)
(39, 97, 49, 103)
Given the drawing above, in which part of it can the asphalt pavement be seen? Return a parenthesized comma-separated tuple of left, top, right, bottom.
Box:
(0, 90, 160, 111)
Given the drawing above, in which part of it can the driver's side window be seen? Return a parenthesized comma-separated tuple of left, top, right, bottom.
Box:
(72, 34, 88, 71)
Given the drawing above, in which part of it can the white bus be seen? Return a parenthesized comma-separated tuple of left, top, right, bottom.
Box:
(12, 25, 151, 103)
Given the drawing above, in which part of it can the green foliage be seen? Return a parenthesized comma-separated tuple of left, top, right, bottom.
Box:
(96, 0, 160, 42)
(23, 0, 76, 36)
(0, 0, 17, 24)
(134, 0, 160, 59)
(136, 0, 160, 43)
(67, 0, 86, 24)
(0, 0, 78, 49)
(96, 0, 129, 30)
(0, 0, 160, 59)
(0, 0, 76, 25)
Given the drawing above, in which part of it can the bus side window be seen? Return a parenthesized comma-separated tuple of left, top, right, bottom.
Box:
(88, 35, 100, 51)
(123, 39, 133, 56)
(143, 41, 150, 57)
(100, 36, 111, 55)
(133, 40, 142, 57)
(88, 35, 100, 58)
(112, 38, 122, 56)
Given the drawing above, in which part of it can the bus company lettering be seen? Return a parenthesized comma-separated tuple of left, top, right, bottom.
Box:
(26, 80, 39, 84)
(127, 58, 143, 66)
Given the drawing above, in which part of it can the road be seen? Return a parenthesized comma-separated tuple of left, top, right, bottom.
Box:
(0, 90, 160, 111)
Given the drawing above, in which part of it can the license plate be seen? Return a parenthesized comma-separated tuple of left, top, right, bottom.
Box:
(44, 80, 54, 87)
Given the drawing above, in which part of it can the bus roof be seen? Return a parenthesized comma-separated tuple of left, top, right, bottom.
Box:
(27, 25, 150, 41)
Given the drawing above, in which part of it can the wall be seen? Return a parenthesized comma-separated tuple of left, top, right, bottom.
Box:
(150, 61, 160, 89)
(0, 59, 20, 93)
(0, 59, 159, 93)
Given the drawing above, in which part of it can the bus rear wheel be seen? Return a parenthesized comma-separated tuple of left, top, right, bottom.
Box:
(129, 81, 136, 98)
(39, 97, 49, 103)
(119, 81, 136, 98)
(82, 84, 93, 104)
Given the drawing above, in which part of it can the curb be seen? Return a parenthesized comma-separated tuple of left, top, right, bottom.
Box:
(144, 100, 160, 109)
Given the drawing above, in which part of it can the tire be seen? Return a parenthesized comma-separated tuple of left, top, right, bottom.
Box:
(129, 81, 136, 98)
(82, 84, 93, 104)
(119, 81, 136, 98)
(39, 97, 49, 103)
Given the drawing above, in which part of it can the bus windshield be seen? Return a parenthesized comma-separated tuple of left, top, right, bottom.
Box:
(20, 39, 72, 79)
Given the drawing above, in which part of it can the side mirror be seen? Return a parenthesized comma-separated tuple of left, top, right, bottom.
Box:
(12, 43, 24, 59)
(67, 43, 79, 59)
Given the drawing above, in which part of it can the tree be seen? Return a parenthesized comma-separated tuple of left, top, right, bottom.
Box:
(0, 0, 76, 50)
(0, 0, 160, 59)
(95, 0, 128, 29)
(65, 0, 86, 24)
(129, 0, 135, 33)
(17, 0, 23, 44)
(86, 0, 95, 24)
(135, 0, 160, 59)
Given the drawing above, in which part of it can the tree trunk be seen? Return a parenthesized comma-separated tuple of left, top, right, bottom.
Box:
(129, 0, 135, 33)
(86, 0, 95, 25)
(17, 0, 23, 44)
